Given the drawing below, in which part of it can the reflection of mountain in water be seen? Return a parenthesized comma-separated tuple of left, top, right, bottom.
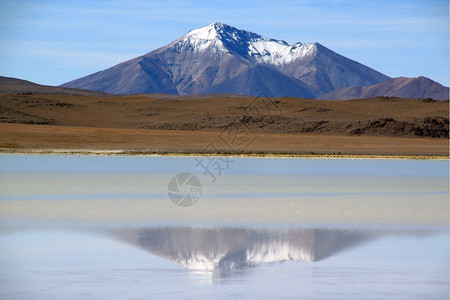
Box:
(111, 228, 375, 270)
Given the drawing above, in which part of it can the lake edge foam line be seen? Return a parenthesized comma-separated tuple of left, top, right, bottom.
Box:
(0, 149, 448, 160)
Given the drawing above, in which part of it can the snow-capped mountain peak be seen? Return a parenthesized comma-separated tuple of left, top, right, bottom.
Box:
(177, 22, 317, 66)
(184, 22, 226, 43)
(175, 22, 227, 54)
(184, 22, 270, 44)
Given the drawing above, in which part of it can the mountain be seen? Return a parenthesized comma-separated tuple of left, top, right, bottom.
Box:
(61, 22, 390, 97)
(319, 76, 450, 100)
(0, 76, 109, 96)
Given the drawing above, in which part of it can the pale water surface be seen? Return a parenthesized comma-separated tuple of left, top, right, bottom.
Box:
(0, 155, 448, 299)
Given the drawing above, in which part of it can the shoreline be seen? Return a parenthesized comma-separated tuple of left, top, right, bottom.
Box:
(1, 148, 448, 160)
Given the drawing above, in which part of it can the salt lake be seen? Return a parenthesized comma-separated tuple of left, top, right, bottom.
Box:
(0, 155, 448, 299)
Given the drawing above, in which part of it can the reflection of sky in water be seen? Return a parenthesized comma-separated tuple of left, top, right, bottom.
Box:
(0, 155, 448, 298)
(1, 155, 448, 177)
(0, 155, 448, 227)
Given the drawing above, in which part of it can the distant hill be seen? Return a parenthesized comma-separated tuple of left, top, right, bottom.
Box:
(318, 77, 449, 100)
(0, 76, 109, 96)
(61, 22, 389, 97)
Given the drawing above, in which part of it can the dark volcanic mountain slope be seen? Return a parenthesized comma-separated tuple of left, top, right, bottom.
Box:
(319, 77, 450, 100)
(280, 43, 390, 94)
(61, 22, 390, 97)
(205, 65, 316, 97)
(58, 57, 178, 95)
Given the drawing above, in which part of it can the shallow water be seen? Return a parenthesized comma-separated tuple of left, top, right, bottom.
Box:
(0, 155, 448, 299)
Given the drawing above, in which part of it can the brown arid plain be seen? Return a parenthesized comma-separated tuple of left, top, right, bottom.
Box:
(0, 93, 448, 157)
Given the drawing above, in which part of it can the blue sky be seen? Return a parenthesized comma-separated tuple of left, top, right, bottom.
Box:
(0, 0, 448, 86)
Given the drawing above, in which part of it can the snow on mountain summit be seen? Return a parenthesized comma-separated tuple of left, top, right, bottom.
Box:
(177, 22, 228, 54)
(177, 22, 317, 66)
